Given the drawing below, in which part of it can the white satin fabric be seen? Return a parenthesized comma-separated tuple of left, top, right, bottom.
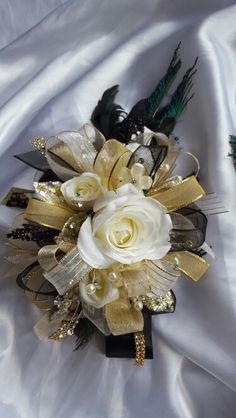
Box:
(0, 1, 236, 417)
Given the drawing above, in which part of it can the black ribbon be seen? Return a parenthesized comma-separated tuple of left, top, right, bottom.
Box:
(127, 143, 167, 179)
(16, 261, 57, 297)
(14, 150, 50, 172)
(170, 205, 207, 252)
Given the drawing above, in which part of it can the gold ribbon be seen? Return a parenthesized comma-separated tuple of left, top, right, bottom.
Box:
(24, 198, 76, 230)
(47, 142, 82, 172)
(109, 150, 132, 190)
(105, 295, 144, 336)
(163, 251, 209, 281)
(46, 125, 106, 178)
(94, 140, 129, 189)
(150, 176, 205, 212)
(122, 268, 150, 298)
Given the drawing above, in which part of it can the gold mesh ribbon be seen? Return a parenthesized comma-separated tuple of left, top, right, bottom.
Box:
(134, 332, 145, 366)
(150, 176, 205, 212)
(38, 244, 73, 272)
(44, 247, 92, 295)
(163, 251, 209, 281)
(24, 198, 76, 230)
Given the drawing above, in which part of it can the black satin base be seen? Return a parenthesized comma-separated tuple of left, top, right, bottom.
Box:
(105, 312, 153, 359)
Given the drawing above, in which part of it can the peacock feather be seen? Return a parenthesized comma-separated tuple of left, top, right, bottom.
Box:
(91, 44, 197, 141)
(145, 42, 182, 120)
(115, 43, 182, 142)
(74, 318, 95, 350)
(148, 57, 198, 135)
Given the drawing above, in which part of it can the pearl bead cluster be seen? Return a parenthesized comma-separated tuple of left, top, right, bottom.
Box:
(86, 271, 120, 296)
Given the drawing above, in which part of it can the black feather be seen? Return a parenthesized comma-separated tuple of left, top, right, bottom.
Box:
(91, 85, 126, 139)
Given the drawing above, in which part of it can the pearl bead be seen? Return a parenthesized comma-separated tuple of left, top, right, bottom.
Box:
(86, 283, 97, 295)
(134, 300, 143, 311)
(108, 272, 118, 282)
(77, 202, 83, 208)
(67, 329, 74, 336)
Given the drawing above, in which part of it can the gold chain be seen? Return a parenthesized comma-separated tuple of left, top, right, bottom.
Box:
(134, 331, 145, 366)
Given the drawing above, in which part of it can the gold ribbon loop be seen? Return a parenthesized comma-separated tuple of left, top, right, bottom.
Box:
(44, 247, 92, 295)
(163, 251, 209, 281)
(146, 259, 180, 297)
(105, 297, 144, 336)
(24, 198, 76, 230)
(38, 244, 73, 272)
(150, 176, 205, 212)
(94, 139, 129, 189)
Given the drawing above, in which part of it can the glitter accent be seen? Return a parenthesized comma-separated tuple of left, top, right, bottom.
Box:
(141, 291, 175, 313)
(31, 136, 46, 155)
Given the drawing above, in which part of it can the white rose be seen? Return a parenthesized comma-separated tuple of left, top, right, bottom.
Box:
(61, 173, 104, 209)
(77, 184, 172, 268)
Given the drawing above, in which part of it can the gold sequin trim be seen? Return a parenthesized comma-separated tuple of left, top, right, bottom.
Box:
(134, 331, 145, 366)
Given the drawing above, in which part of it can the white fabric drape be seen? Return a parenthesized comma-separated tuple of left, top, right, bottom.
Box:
(0, 1, 236, 417)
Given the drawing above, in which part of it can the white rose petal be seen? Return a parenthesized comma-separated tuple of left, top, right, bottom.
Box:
(61, 173, 104, 209)
(78, 184, 172, 269)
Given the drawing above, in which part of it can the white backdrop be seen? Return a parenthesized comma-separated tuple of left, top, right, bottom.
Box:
(0, 1, 236, 417)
